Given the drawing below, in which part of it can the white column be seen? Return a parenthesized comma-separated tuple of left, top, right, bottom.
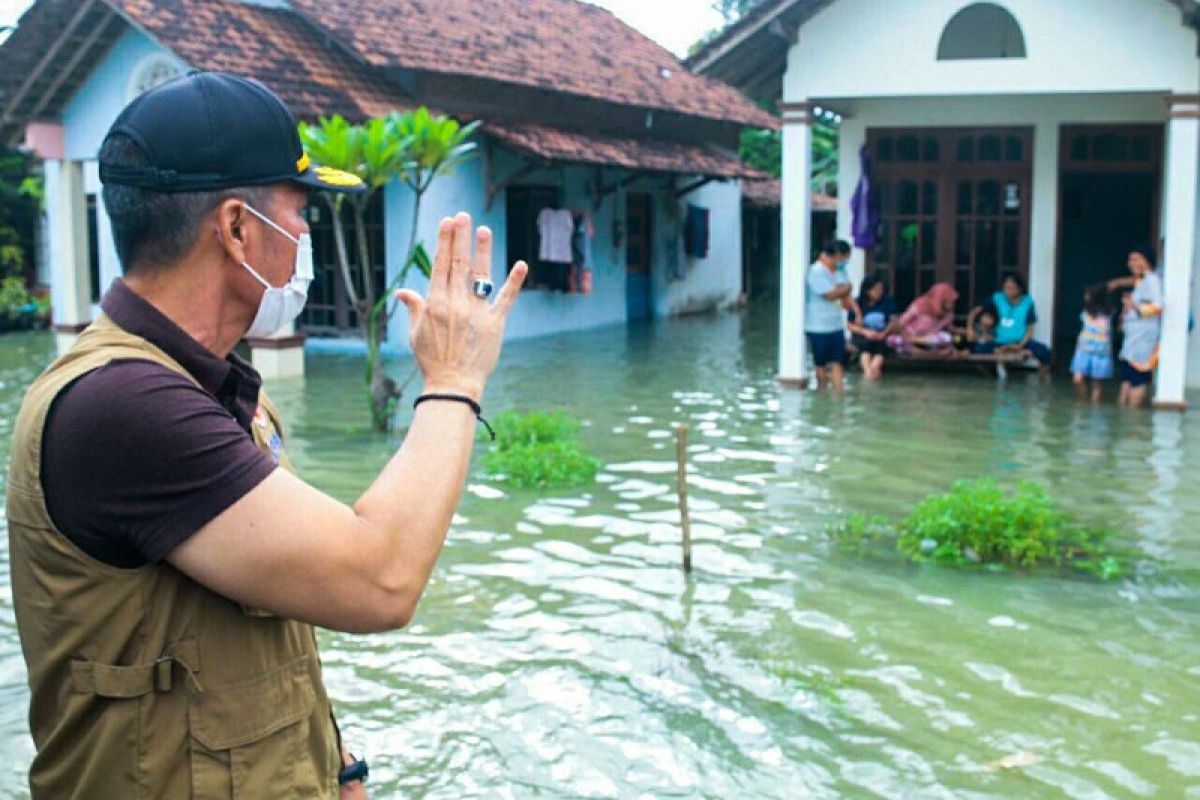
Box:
(248, 321, 307, 381)
(1154, 97, 1199, 410)
(779, 101, 814, 387)
(1029, 120, 1060, 347)
(45, 159, 92, 354)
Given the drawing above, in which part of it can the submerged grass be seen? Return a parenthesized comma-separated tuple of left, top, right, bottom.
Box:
(482, 410, 600, 489)
(830, 479, 1135, 581)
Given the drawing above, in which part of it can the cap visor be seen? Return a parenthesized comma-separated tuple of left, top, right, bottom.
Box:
(292, 165, 367, 195)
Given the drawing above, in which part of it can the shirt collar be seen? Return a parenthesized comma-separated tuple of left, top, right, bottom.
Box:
(100, 279, 262, 426)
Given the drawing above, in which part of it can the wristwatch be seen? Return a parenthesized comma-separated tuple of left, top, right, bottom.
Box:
(339, 754, 369, 786)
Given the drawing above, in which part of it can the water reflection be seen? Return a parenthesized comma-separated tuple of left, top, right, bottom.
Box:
(0, 305, 1196, 797)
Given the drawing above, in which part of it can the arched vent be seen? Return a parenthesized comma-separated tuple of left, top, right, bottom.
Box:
(937, 3, 1027, 60)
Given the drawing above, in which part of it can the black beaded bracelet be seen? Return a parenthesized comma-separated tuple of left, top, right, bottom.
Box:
(413, 393, 496, 441)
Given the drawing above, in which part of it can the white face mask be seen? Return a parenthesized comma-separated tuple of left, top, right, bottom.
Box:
(239, 204, 314, 338)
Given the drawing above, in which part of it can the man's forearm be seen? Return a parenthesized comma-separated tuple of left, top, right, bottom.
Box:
(352, 398, 478, 620)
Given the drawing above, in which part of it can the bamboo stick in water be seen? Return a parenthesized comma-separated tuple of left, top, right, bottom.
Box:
(675, 424, 693, 574)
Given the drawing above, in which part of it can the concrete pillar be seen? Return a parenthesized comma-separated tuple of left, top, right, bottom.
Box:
(778, 101, 814, 388)
(45, 159, 93, 354)
(1154, 96, 1199, 410)
(247, 322, 307, 380)
(1029, 120, 1060, 347)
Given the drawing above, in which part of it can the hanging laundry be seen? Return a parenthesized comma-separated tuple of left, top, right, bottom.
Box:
(570, 212, 593, 271)
(568, 212, 595, 294)
(537, 207, 574, 264)
(851, 144, 879, 249)
(666, 230, 686, 282)
(684, 204, 710, 259)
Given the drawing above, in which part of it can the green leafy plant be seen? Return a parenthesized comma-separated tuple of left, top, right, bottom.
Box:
(737, 111, 838, 194)
(0, 147, 40, 283)
(829, 479, 1136, 580)
(0, 275, 31, 316)
(298, 108, 478, 431)
(481, 411, 601, 489)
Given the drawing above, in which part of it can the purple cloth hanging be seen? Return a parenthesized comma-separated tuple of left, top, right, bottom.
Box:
(850, 145, 878, 250)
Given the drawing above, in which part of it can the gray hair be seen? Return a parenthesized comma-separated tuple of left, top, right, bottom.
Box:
(98, 134, 273, 273)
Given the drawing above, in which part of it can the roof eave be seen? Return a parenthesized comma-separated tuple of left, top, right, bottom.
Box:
(686, 0, 801, 75)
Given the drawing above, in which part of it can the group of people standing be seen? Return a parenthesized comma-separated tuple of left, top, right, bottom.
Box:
(804, 240, 1165, 407)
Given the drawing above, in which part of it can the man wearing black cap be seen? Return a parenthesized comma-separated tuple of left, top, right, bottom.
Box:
(6, 72, 527, 799)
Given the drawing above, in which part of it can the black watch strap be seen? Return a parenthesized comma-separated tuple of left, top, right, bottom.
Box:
(338, 755, 369, 785)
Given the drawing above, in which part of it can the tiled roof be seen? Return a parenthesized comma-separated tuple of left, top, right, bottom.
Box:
(741, 178, 837, 210)
(288, 0, 778, 129)
(109, 0, 410, 121)
(485, 119, 765, 180)
(107, 0, 409, 121)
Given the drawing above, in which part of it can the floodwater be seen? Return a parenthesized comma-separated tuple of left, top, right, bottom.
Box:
(0, 306, 1198, 798)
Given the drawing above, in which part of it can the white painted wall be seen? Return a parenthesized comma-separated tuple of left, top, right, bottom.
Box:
(787, 0, 1199, 100)
(653, 179, 744, 317)
(835, 93, 1171, 350)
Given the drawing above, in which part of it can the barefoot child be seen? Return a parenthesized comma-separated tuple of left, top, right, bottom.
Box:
(964, 305, 999, 355)
(847, 277, 897, 380)
(1070, 284, 1114, 403)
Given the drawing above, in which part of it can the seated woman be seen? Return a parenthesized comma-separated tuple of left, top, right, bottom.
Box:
(993, 272, 1053, 375)
(888, 283, 959, 356)
(847, 277, 897, 380)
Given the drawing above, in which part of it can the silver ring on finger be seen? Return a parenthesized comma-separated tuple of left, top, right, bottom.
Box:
(472, 278, 495, 300)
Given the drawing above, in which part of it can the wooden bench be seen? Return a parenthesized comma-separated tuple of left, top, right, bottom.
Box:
(883, 351, 1034, 378)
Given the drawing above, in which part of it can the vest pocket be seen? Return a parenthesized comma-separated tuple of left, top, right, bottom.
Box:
(187, 655, 319, 799)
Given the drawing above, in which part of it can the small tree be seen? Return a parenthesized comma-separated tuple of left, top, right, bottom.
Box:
(299, 109, 479, 431)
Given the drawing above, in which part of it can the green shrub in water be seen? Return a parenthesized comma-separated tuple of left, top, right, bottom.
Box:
(831, 479, 1130, 580)
(482, 411, 600, 489)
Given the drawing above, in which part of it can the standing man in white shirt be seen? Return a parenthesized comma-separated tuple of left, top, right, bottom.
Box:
(805, 240, 854, 392)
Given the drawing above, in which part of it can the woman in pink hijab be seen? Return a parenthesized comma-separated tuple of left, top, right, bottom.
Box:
(888, 283, 959, 354)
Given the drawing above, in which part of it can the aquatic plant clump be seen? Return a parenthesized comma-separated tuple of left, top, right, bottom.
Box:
(482, 411, 600, 489)
(831, 479, 1131, 580)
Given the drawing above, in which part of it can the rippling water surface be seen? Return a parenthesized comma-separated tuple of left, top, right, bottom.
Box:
(0, 306, 1198, 798)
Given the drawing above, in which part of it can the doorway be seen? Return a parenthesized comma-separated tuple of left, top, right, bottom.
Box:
(1055, 126, 1162, 359)
(626, 193, 653, 322)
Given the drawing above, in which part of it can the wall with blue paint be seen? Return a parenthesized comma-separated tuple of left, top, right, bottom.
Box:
(384, 146, 631, 350)
(381, 144, 745, 353)
(61, 26, 188, 305)
(54, 29, 744, 350)
(62, 27, 188, 161)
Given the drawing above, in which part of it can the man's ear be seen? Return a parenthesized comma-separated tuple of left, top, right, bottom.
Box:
(215, 198, 251, 265)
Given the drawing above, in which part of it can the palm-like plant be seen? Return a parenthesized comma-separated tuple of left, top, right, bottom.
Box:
(298, 108, 479, 431)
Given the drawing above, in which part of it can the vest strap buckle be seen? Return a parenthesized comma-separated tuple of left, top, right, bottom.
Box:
(70, 639, 201, 698)
(153, 656, 174, 693)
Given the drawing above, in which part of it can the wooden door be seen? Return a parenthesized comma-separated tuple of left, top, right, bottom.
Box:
(867, 127, 1033, 315)
(626, 193, 653, 322)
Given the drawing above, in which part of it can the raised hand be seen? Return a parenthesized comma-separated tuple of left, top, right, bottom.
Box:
(395, 213, 528, 402)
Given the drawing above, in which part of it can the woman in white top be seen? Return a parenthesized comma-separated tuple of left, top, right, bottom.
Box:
(1107, 244, 1164, 408)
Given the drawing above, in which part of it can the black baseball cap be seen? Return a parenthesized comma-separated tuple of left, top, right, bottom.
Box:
(99, 71, 365, 195)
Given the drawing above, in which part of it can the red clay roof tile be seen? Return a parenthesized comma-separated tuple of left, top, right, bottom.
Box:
(486, 119, 765, 179)
(288, 0, 777, 129)
(108, 0, 410, 121)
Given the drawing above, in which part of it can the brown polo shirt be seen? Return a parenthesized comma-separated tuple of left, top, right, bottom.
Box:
(41, 280, 277, 568)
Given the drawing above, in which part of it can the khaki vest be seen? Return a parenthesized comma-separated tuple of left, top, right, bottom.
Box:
(6, 315, 340, 799)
